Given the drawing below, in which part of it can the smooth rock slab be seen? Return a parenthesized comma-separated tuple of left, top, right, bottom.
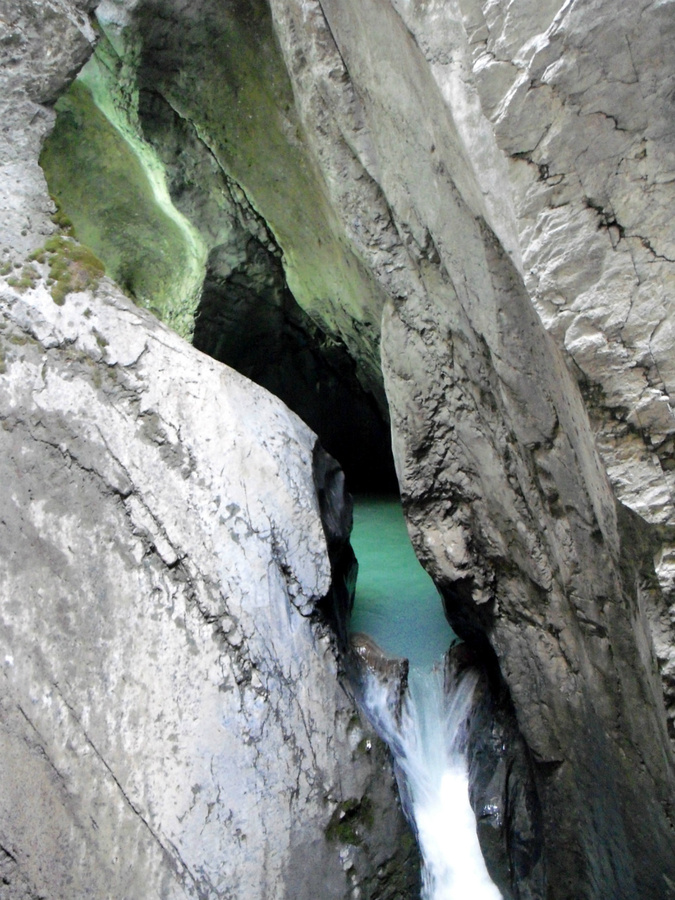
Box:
(0, 278, 414, 899)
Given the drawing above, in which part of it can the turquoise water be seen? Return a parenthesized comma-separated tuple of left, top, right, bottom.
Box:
(349, 496, 455, 670)
(350, 498, 501, 899)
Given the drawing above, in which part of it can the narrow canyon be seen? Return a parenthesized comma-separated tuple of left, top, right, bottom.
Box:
(1, 1, 674, 898)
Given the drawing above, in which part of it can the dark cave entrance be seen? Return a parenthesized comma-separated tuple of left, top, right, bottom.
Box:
(36, 154, 400, 497)
(38, 18, 398, 497)
(192, 240, 398, 495)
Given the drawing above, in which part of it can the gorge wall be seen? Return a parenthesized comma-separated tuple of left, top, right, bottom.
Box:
(0, 4, 417, 898)
(0, 276, 417, 899)
(2, 0, 675, 898)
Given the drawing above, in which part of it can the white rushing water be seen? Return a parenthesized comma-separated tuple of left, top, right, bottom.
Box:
(364, 666, 503, 900)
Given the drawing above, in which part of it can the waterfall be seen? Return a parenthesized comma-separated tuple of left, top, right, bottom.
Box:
(349, 497, 502, 899)
(362, 666, 503, 900)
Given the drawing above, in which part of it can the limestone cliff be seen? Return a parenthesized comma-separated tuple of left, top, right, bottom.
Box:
(2, 0, 675, 899)
(264, 5, 675, 896)
(0, 274, 420, 899)
(454, 0, 675, 748)
(0, 3, 417, 898)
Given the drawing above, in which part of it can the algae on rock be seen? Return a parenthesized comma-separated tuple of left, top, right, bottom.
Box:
(40, 32, 206, 337)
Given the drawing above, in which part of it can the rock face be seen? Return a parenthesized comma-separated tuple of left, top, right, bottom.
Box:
(457, 0, 675, 524)
(264, 2, 675, 896)
(0, 277, 417, 898)
(447, 644, 544, 900)
(4, 0, 675, 898)
(349, 633, 410, 724)
(0, 3, 418, 898)
(453, 0, 675, 745)
(0, 0, 97, 260)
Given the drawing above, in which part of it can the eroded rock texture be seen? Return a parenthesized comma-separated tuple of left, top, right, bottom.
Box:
(454, 0, 675, 746)
(265, 2, 675, 896)
(3, 0, 675, 898)
(458, 0, 675, 521)
(266, 2, 673, 898)
(0, 0, 96, 259)
(0, 279, 418, 898)
(0, 3, 418, 898)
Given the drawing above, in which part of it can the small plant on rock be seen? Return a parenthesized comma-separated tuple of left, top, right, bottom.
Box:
(6, 264, 39, 293)
(42, 235, 105, 305)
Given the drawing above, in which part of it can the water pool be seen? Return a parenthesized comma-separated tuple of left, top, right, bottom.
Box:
(348, 496, 455, 670)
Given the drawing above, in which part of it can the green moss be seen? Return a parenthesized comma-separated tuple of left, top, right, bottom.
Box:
(130, 0, 385, 337)
(50, 207, 74, 232)
(0, 261, 12, 276)
(325, 797, 374, 846)
(44, 235, 64, 254)
(31, 234, 105, 305)
(39, 72, 204, 336)
(6, 264, 39, 293)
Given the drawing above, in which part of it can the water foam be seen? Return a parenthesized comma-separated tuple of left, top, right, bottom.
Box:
(363, 666, 502, 900)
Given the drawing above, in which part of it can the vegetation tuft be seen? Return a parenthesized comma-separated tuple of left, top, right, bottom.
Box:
(50, 205, 74, 234)
(4, 237, 103, 305)
(325, 797, 374, 845)
(6, 264, 39, 293)
(41, 236, 105, 305)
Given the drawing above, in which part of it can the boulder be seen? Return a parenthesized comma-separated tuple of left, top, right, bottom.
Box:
(0, 272, 417, 899)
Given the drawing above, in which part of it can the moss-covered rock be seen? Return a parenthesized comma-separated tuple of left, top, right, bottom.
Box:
(325, 797, 374, 846)
(37, 13, 397, 490)
(6, 263, 39, 293)
(41, 235, 105, 305)
(40, 71, 205, 336)
(129, 0, 387, 398)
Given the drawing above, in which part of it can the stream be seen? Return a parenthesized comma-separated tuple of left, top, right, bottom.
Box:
(350, 496, 502, 900)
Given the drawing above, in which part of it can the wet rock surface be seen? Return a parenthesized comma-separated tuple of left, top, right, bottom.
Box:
(349, 633, 410, 726)
(448, 645, 544, 900)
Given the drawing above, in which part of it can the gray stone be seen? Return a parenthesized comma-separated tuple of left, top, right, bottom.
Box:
(0, 276, 416, 899)
(0, 3, 417, 894)
(38, 5, 398, 490)
(4, 0, 675, 897)
(265, 3, 675, 896)
(0, 0, 97, 259)
(350, 633, 410, 724)
(455, 0, 675, 699)
(447, 644, 544, 900)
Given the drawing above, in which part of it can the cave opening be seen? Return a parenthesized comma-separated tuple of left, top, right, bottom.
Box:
(191, 239, 398, 495)
(38, 58, 398, 496)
